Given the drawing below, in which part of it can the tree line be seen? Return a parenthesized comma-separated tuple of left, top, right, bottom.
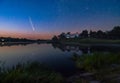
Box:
(0, 37, 35, 42)
(52, 26, 120, 41)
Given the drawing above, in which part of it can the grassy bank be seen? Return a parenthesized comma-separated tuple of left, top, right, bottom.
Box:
(0, 62, 63, 83)
(60, 38, 120, 44)
(72, 52, 120, 82)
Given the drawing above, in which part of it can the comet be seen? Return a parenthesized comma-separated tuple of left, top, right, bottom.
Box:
(28, 16, 35, 31)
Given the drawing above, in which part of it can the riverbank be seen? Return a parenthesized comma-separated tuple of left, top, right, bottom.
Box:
(59, 38, 120, 45)
(70, 52, 120, 83)
(0, 62, 63, 83)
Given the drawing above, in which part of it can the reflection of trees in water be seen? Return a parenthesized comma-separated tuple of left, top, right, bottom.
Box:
(0, 42, 34, 47)
(1, 42, 120, 53)
(52, 43, 120, 53)
(52, 44, 80, 52)
(52, 43, 91, 53)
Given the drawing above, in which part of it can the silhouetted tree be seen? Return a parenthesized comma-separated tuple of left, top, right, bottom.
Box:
(108, 26, 120, 39)
(96, 30, 106, 39)
(80, 30, 88, 38)
(90, 30, 96, 38)
(90, 30, 107, 39)
(53, 26, 120, 40)
(67, 32, 71, 35)
(52, 36, 58, 42)
(58, 32, 66, 40)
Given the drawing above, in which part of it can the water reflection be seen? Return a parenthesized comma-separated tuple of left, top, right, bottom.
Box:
(52, 43, 120, 53)
(0, 43, 120, 76)
(1, 42, 120, 54)
(0, 43, 76, 75)
(0, 43, 120, 80)
(0, 43, 120, 82)
(0, 42, 34, 47)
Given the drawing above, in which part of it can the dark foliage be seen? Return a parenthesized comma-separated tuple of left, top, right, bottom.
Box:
(53, 26, 120, 40)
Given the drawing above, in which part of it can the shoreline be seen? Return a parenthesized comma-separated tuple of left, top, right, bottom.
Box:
(60, 42, 120, 46)
(59, 38, 120, 45)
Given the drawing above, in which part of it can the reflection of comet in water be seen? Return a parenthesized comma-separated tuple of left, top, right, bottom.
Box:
(28, 16, 35, 31)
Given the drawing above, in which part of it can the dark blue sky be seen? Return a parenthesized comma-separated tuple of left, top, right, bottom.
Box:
(0, 0, 120, 39)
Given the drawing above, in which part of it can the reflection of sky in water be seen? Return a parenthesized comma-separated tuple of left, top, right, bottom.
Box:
(0, 44, 82, 74)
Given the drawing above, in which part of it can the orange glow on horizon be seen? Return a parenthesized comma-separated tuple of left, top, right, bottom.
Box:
(0, 30, 57, 39)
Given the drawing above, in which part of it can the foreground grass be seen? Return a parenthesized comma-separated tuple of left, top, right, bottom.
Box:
(0, 62, 63, 83)
(72, 52, 120, 82)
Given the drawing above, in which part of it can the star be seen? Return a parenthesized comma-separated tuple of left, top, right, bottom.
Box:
(85, 7, 89, 10)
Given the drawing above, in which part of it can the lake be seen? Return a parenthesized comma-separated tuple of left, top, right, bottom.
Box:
(0, 43, 120, 76)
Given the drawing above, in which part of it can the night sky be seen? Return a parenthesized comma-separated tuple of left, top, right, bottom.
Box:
(0, 0, 120, 39)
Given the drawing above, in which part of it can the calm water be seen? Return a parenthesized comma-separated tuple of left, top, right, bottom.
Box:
(0, 43, 120, 76)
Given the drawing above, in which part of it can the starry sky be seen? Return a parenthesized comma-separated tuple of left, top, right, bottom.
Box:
(0, 0, 120, 39)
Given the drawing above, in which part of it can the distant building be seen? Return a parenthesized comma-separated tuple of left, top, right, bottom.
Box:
(0, 38, 5, 42)
(65, 32, 79, 38)
(1, 39, 5, 42)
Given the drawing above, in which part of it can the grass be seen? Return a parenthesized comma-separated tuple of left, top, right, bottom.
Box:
(60, 38, 120, 44)
(71, 52, 120, 82)
(72, 52, 120, 71)
(0, 62, 63, 83)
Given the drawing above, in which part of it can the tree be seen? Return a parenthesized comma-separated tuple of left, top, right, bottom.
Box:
(67, 32, 71, 35)
(90, 30, 97, 38)
(108, 26, 120, 39)
(80, 30, 88, 38)
(96, 30, 105, 39)
(52, 36, 58, 42)
(58, 32, 66, 40)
